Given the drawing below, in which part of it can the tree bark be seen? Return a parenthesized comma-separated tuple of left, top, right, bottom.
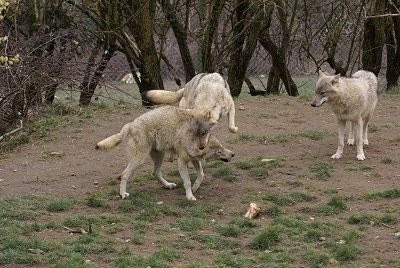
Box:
(361, 0, 388, 75)
(258, 32, 298, 96)
(160, 0, 196, 82)
(227, 0, 264, 96)
(385, 0, 400, 90)
(79, 44, 116, 106)
(202, 0, 225, 72)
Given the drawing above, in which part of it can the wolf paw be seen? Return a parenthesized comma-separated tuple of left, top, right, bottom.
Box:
(229, 126, 238, 133)
(120, 192, 130, 199)
(347, 139, 354, 146)
(331, 153, 342, 159)
(186, 195, 197, 201)
(163, 182, 176, 189)
(363, 139, 369, 145)
(356, 154, 365, 161)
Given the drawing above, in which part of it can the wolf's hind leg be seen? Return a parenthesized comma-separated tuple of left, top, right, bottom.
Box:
(332, 119, 346, 159)
(191, 160, 204, 193)
(355, 118, 365, 160)
(150, 151, 176, 189)
(347, 121, 355, 145)
(362, 114, 371, 145)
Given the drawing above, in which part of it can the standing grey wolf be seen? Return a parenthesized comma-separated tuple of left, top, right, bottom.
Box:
(96, 106, 234, 200)
(311, 70, 379, 160)
(142, 73, 238, 133)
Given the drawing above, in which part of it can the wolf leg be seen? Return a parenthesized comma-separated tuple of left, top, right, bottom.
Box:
(191, 160, 204, 193)
(362, 114, 371, 145)
(332, 119, 346, 159)
(177, 158, 196, 200)
(120, 156, 147, 199)
(150, 151, 176, 189)
(347, 121, 355, 145)
(355, 118, 365, 160)
(228, 104, 238, 133)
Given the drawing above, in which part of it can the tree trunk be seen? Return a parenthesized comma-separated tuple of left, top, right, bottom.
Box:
(361, 0, 388, 75)
(79, 44, 116, 106)
(160, 0, 196, 81)
(123, 0, 164, 99)
(202, 0, 225, 72)
(227, 0, 263, 96)
(385, 1, 400, 90)
(258, 33, 298, 96)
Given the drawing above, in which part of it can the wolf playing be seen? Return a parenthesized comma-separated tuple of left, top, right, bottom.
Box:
(142, 73, 238, 133)
(96, 106, 234, 200)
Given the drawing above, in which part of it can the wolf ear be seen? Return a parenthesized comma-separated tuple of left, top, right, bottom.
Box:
(185, 108, 196, 118)
(318, 70, 326, 77)
(331, 74, 340, 86)
(205, 110, 218, 125)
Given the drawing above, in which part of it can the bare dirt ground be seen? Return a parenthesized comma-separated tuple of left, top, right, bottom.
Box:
(1, 94, 400, 266)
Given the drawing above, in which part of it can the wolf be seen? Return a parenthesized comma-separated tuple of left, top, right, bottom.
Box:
(142, 73, 238, 133)
(311, 70, 379, 160)
(96, 106, 234, 200)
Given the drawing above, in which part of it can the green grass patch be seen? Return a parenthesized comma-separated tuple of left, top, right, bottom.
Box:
(231, 131, 331, 144)
(311, 162, 333, 180)
(312, 196, 349, 216)
(212, 165, 237, 182)
(46, 199, 76, 212)
(249, 226, 281, 250)
(362, 188, 400, 201)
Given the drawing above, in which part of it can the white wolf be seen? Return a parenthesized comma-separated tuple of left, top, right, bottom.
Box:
(311, 70, 379, 160)
(142, 73, 238, 133)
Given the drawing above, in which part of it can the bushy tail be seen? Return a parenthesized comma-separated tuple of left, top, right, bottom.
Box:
(95, 123, 130, 150)
(141, 88, 184, 105)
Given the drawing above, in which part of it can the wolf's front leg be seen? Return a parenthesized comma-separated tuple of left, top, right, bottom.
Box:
(120, 157, 146, 199)
(228, 105, 238, 133)
(332, 119, 346, 159)
(191, 160, 204, 193)
(119, 174, 130, 199)
(347, 121, 355, 145)
(354, 119, 365, 160)
(177, 158, 196, 200)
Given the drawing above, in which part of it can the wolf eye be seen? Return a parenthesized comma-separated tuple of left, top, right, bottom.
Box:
(200, 130, 208, 136)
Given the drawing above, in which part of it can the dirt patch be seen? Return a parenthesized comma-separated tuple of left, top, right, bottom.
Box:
(1, 95, 400, 266)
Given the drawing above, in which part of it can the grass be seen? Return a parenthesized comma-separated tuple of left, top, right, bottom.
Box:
(2, 86, 400, 267)
(231, 130, 332, 144)
(362, 188, 400, 201)
(310, 162, 333, 180)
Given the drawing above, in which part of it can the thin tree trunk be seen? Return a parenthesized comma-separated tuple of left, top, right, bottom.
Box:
(385, 2, 400, 90)
(202, 0, 225, 72)
(361, 0, 388, 75)
(79, 45, 116, 106)
(160, 0, 196, 81)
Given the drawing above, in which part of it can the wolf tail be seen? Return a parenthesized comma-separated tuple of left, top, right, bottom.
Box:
(141, 88, 184, 105)
(95, 123, 130, 150)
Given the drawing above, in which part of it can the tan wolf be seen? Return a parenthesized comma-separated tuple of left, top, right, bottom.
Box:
(142, 73, 238, 133)
(311, 70, 379, 160)
(96, 106, 234, 200)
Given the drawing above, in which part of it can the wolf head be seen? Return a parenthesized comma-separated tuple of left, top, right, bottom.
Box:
(186, 108, 218, 150)
(202, 134, 235, 162)
(311, 70, 340, 107)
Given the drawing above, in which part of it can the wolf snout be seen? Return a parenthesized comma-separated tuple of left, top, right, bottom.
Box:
(222, 151, 235, 162)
